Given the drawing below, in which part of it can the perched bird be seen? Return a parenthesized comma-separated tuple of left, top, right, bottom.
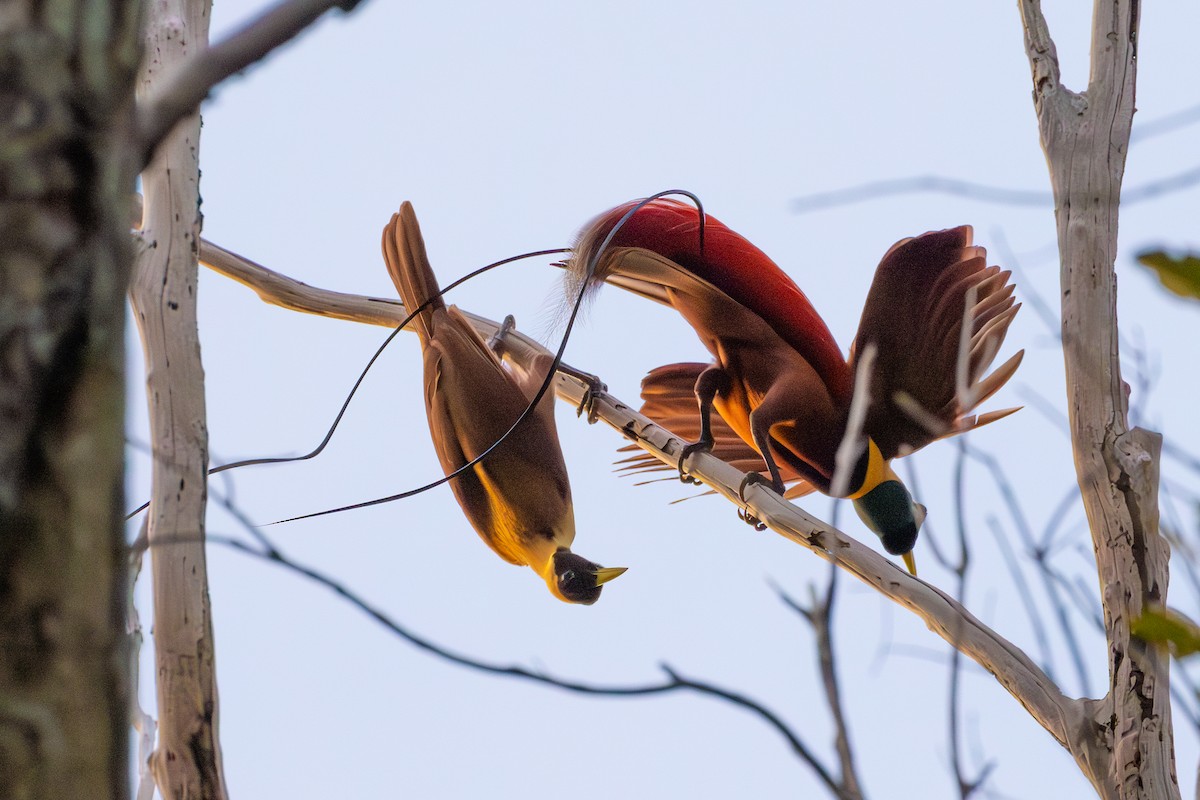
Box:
(383, 202, 625, 603)
(568, 198, 1022, 571)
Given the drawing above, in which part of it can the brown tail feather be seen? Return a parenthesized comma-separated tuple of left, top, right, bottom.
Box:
(381, 202, 443, 345)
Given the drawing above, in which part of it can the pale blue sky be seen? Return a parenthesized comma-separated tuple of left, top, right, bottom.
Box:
(128, 2, 1200, 797)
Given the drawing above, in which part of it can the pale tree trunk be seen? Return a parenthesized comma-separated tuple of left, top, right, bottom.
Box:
(1019, 2, 1174, 798)
(0, 1, 141, 798)
(132, 0, 230, 796)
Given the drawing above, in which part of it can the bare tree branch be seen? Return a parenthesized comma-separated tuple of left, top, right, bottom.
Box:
(658, 666, 848, 798)
(199, 238, 1085, 768)
(790, 166, 1200, 214)
(792, 176, 1050, 213)
(791, 93, 1200, 217)
(135, 0, 368, 166)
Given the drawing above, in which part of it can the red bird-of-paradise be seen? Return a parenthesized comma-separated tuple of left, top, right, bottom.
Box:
(567, 198, 1023, 572)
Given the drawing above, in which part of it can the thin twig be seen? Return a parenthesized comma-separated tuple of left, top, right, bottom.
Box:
(1159, 488, 1200, 610)
(1129, 101, 1200, 144)
(963, 444, 1091, 697)
(989, 228, 1060, 340)
(792, 97, 1199, 220)
(987, 516, 1057, 682)
(790, 166, 1200, 214)
(1037, 487, 1081, 553)
(776, 569, 866, 800)
(901, 460, 953, 571)
(948, 443, 993, 798)
(831, 345, 876, 498)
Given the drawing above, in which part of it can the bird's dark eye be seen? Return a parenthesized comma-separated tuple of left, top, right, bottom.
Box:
(550, 551, 606, 605)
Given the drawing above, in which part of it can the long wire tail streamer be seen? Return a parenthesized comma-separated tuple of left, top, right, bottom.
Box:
(269, 189, 707, 526)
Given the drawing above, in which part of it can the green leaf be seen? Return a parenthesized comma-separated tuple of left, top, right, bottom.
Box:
(1136, 250, 1200, 301)
(1132, 606, 1200, 657)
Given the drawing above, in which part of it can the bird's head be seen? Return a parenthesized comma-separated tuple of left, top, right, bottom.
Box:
(541, 549, 627, 605)
(851, 463, 925, 575)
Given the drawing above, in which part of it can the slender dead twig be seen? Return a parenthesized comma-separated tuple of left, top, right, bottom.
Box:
(963, 444, 1091, 698)
(989, 228, 1060, 340)
(776, 568, 866, 800)
(987, 516, 1057, 682)
(948, 444, 994, 799)
(790, 167, 1200, 214)
(1037, 487, 1082, 554)
(901, 460, 953, 571)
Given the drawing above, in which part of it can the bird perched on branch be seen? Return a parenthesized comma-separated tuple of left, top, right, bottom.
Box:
(383, 202, 625, 603)
(567, 198, 1022, 572)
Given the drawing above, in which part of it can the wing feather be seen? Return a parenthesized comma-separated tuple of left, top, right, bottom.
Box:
(571, 199, 852, 403)
(851, 226, 1023, 458)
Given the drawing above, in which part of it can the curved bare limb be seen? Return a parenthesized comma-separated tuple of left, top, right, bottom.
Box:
(135, 0, 369, 166)
(200, 238, 1084, 766)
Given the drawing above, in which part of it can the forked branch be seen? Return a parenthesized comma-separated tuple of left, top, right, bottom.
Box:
(1017, 2, 1172, 798)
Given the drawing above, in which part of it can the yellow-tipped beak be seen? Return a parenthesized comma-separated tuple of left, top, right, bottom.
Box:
(902, 552, 917, 576)
(593, 566, 628, 586)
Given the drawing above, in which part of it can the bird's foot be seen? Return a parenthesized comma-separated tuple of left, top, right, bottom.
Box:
(575, 376, 607, 423)
(676, 439, 713, 485)
(553, 361, 606, 423)
(737, 508, 768, 531)
(736, 472, 779, 531)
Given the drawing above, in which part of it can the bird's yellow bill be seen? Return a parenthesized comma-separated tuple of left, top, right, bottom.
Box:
(902, 552, 917, 576)
(593, 567, 628, 586)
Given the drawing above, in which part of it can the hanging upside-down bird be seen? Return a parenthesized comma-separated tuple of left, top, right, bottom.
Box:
(567, 198, 1023, 572)
(383, 202, 626, 603)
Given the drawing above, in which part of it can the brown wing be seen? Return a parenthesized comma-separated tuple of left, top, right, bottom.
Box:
(615, 362, 816, 498)
(850, 226, 1023, 459)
